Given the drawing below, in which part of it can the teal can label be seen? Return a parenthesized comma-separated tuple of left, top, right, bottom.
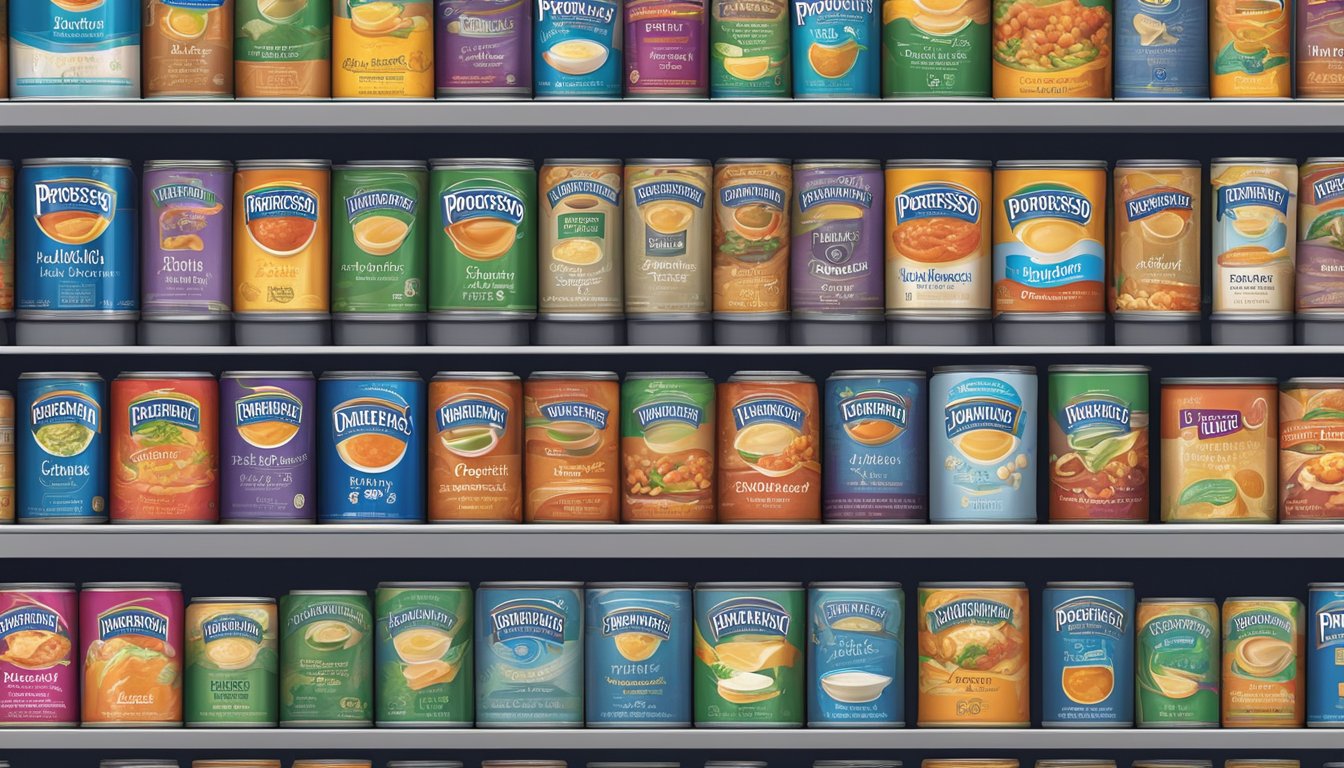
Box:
(1042, 583, 1134, 726)
(807, 584, 904, 726)
(376, 583, 474, 725)
(791, 0, 879, 97)
(280, 591, 373, 726)
(585, 584, 692, 726)
(534, 0, 624, 97)
(476, 583, 583, 726)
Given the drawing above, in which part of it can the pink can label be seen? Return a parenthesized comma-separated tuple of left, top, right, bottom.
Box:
(0, 587, 78, 724)
(80, 586, 183, 725)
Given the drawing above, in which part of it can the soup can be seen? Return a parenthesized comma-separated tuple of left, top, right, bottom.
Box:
(1136, 597, 1219, 726)
(1280, 378, 1344, 521)
(1296, 158, 1344, 342)
(332, 161, 428, 345)
(0, 161, 12, 320)
(476, 581, 584, 727)
(626, 0, 708, 97)
(17, 373, 106, 524)
(991, 0, 1111, 97)
(375, 582, 474, 726)
(1210, 0, 1290, 97)
(717, 371, 821, 523)
(10, 0, 140, 98)
(436, 0, 532, 96)
(334, 0, 434, 98)
(882, 0, 989, 97)
(318, 371, 424, 523)
(533, 0, 624, 98)
(823, 370, 927, 522)
(1309, 583, 1344, 725)
(916, 582, 1030, 726)
(1114, 0, 1207, 97)
(1298, 0, 1344, 97)
(791, 0, 878, 97)
(109, 372, 220, 524)
(929, 365, 1037, 523)
(709, 0, 789, 97)
(233, 160, 332, 345)
(524, 371, 620, 522)
(219, 371, 315, 523)
(429, 372, 523, 523)
(0, 391, 12, 524)
(712, 158, 792, 346)
(235, 0, 331, 98)
(139, 161, 233, 346)
(279, 590, 373, 726)
(925, 763, 1016, 768)
(81, 582, 183, 726)
(1041, 581, 1134, 727)
(144, 0, 234, 98)
(693, 582, 805, 727)
(585, 582, 691, 726)
(1222, 597, 1304, 727)
(625, 159, 714, 345)
(1210, 158, 1297, 344)
(0, 582, 77, 726)
(537, 159, 624, 345)
(428, 159, 536, 346)
(621, 372, 715, 523)
(1047, 365, 1150, 523)
(0, 0, 7, 98)
(17, 158, 138, 346)
(808, 582, 904, 727)
(184, 597, 278, 727)
(1160, 377, 1276, 522)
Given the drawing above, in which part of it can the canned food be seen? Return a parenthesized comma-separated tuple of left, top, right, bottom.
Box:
(333, 0, 434, 98)
(1279, 379, 1344, 521)
(81, 582, 184, 726)
(279, 590, 373, 726)
(1308, 583, 1344, 725)
(524, 371, 619, 522)
(1297, 158, 1344, 316)
(533, 0, 623, 98)
(1211, 159, 1297, 319)
(10, 1, 140, 98)
(585, 582, 692, 726)
(1114, 0, 1207, 97)
(924, 763, 1017, 768)
(1136, 597, 1219, 727)
(823, 370, 926, 522)
(709, 0, 789, 97)
(141, 161, 234, 324)
(693, 582, 805, 727)
(625, 160, 713, 317)
(791, 161, 884, 321)
(0, 0, 9, 98)
(1160, 378, 1276, 523)
(626, 0, 708, 97)
(1222, 597, 1304, 727)
(429, 372, 523, 522)
(1298, 1, 1344, 97)
(1111, 160, 1201, 318)
(991, 0, 1111, 97)
(375, 582, 474, 726)
(0, 583, 77, 725)
(0, 392, 11, 523)
(184, 597, 278, 726)
(882, 0, 989, 97)
(17, 373, 106, 523)
(436, 0, 532, 96)
(318, 371, 425, 523)
(1210, 0, 1290, 98)
(791, 0, 879, 97)
(110, 372, 220, 524)
(1042, 582, 1134, 726)
(476, 582, 584, 727)
(712, 159, 792, 330)
(539, 159, 624, 320)
(235, 0, 331, 98)
(717, 371, 820, 522)
(808, 582, 904, 726)
(621, 372, 715, 523)
(144, 0, 234, 98)
(219, 371, 315, 523)
(1047, 365, 1150, 523)
(916, 582, 1029, 726)
(0, 162, 12, 318)
(194, 763, 282, 768)
(929, 366, 1037, 523)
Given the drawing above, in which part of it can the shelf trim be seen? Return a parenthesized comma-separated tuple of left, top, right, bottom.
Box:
(0, 345, 1338, 355)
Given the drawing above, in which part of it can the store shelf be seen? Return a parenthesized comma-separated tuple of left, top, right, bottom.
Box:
(1, 344, 1342, 356)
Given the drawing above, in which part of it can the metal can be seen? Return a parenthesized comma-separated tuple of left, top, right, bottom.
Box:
(429, 372, 523, 523)
(524, 371, 620, 523)
(109, 372, 220, 524)
(808, 582, 903, 727)
(10, 0, 140, 98)
(585, 582, 692, 726)
(712, 158, 792, 338)
(790, 0, 878, 97)
(991, 0, 1111, 97)
(436, 0, 532, 97)
(1136, 597, 1219, 727)
(318, 371, 424, 523)
(1210, 158, 1298, 321)
(141, 160, 233, 333)
(0, 0, 6, 98)
(626, 0, 708, 97)
(184, 597, 278, 727)
(693, 582, 805, 727)
(1222, 596, 1305, 727)
(791, 161, 884, 321)
(143, 0, 234, 98)
(621, 372, 716, 523)
(1111, 160, 1202, 323)
(476, 581, 584, 727)
(1041, 581, 1134, 727)
(333, 0, 434, 98)
(823, 370, 927, 522)
(0, 391, 11, 523)
(375, 582, 474, 726)
(279, 590, 373, 726)
(717, 371, 821, 523)
(925, 763, 1016, 768)
(709, 0, 789, 97)
(194, 763, 283, 768)
(929, 366, 1037, 523)
(0, 582, 77, 726)
(1210, 0, 1290, 97)
(1114, 0, 1207, 97)
(916, 582, 1029, 727)
(1047, 365, 1150, 523)
(533, 0, 623, 98)
(1279, 378, 1344, 522)
(538, 159, 624, 321)
(1298, 1, 1344, 97)
(0, 161, 14, 318)
(1308, 582, 1344, 725)
(220, 371, 316, 523)
(81, 582, 184, 726)
(881, 0, 989, 97)
(624, 159, 714, 318)
(17, 373, 106, 524)
(235, 0, 331, 98)
(1297, 158, 1344, 320)
(1160, 377, 1276, 523)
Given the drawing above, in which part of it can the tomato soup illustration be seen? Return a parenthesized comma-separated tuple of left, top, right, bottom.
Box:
(81, 582, 183, 726)
(1042, 582, 1134, 726)
(1211, 159, 1297, 317)
(1298, 0, 1344, 97)
(1280, 379, 1344, 521)
(713, 159, 791, 321)
(917, 582, 1029, 727)
(235, 0, 331, 98)
(0, 583, 77, 725)
(1111, 160, 1201, 317)
(991, 0, 1112, 97)
(1222, 597, 1304, 727)
(1211, 0, 1290, 97)
(1047, 365, 1149, 523)
(234, 161, 331, 318)
(524, 371, 620, 522)
(717, 371, 821, 523)
(1296, 158, 1344, 314)
(144, 0, 234, 98)
(110, 372, 219, 524)
(429, 372, 522, 522)
(334, 0, 434, 98)
(621, 372, 716, 523)
(319, 372, 424, 522)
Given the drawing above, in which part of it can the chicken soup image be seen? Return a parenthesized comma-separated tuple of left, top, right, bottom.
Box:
(917, 582, 1029, 726)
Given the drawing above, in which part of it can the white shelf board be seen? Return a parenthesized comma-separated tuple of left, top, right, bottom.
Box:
(0, 344, 1337, 355)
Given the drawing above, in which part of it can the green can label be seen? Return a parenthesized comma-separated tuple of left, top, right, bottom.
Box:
(881, 0, 990, 97)
(280, 592, 373, 725)
(430, 163, 538, 315)
(710, 0, 791, 97)
(693, 585, 805, 725)
(185, 600, 278, 725)
(235, 0, 331, 64)
(375, 584, 474, 725)
(1136, 599, 1219, 726)
(333, 165, 428, 316)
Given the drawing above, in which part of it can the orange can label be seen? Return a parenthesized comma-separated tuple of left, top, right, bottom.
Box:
(1222, 597, 1304, 727)
(917, 584, 1030, 726)
(429, 375, 523, 522)
(110, 374, 219, 523)
(1279, 381, 1344, 521)
(884, 162, 991, 315)
(712, 161, 791, 316)
(143, 0, 234, 97)
(0, 391, 12, 524)
(991, 0, 1112, 98)
(1211, 0, 1291, 98)
(1160, 380, 1276, 522)
(524, 375, 620, 522)
(1111, 163, 1201, 315)
(333, 1, 434, 98)
(234, 164, 330, 315)
(716, 374, 820, 523)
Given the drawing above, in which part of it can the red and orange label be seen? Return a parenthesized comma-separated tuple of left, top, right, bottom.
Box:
(716, 372, 820, 523)
(885, 162, 991, 315)
(110, 373, 219, 523)
(234, 162, 330, 315)
(524, 373, 620, 523)
(429, 374, 523, 523)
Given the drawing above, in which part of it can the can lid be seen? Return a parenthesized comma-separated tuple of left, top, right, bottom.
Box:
(1131, 763, 1212, 768)
(529, 371, 618, 380)
(1223, 596, 1301, 602)
(287, 589, 368, 596)
(432, 371, 520, 381)
(1139, 597, 1216, 604)
(814, 762, 902, 768)
(1036, 762, 1116, 768)
(884, 159, 990, 168)
(810, 581, 903, 589)
(0, 582, 76, 590)
(996, 159, 1108, 169)
(828, 369, 924, 379)
(1160, 377, 1276, 385)
(624, 371, 709, 380)
(696, 581, 803, 589)
(933, 365, 1036, 374)
(587, 581, 690, 589)
(1309, 582, 1344, 589)
(84, 582, 182, 590)
(321, 371, 421, 380)
(387, 763, 464, 768)
(222, 371, 315, 379)
(376, 581, 471, 589)
(1114, 159, 1201, 168)
(1282, 377, 1344, 387)
(335, 160, 428, 170)
(589, 763, 680, 767)
(189, 596, 276, 604)
(23, 157, 132, 167)
(1211, 157, 1297, 165)
(1048, 365, 1150, 374)
(19, 371, 102, 380)
(479, 581, 584, 588)
(794, 159, 881, 168)
(145, 160, 234, 171)
(716, 158, 791, 165)
(626, 158, 711, 166)
(236, 159, 331, 170)
(543, 158, 623, 166)
(1045, 581, 1134, 589)
(920, 581, 1027, 588)
(100, 762, 181, 768)
(727, 370, 814, 383)
(430, 158, 535, 169)
(116, 371, 215, 379)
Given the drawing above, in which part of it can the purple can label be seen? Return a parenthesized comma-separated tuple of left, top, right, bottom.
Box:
(221, 374, 316, 523)
(824, 373, 927, 521)
(437, 0, 533, 95)
(625, 0, 707, 96)
(142, 165, 232, 316)
(1180, 408, 1242, 440)
(791, 164, 884, 317)
(0, 586, 78, 725)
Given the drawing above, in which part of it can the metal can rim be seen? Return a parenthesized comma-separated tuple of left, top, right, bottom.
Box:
(84, 582, 182, 590)
(286, 589, 368, 596)
(1114, 159, 1202, 168)
(334, 161, 428, 170)
(479, 581, 584, 588)
(529, 371, 619, 381)
(716, 158, 791, 165)
(188, 596, 276, 604)
(1048, 365, 1150, 374)
(116, 371, 215, 379)
(144, 160, 234, 171)
(696, 581, 803, 589)
(920, 581, 1027, 588)
(0, 582, 77, 590)
(587, 581, 690, 589)
(996, 160, 1108, 169)
(376, 581, 472, 589)
(1045, 581, 1135, 589)
(727, 370, 814, 382)
(624, 371, 709, 380)
(1139, 597, 1216, 604)
(1210, 157, 1297, 165)
(828, 370, 924, 379)
(884, 159, 991, 168)
(432, 371, 520, 381)
(933, 365, 1036, 374)
(626, 158, 712, 166)
(543, 158, 624, 166)
(320, 371, 422, 380)
(1160, 377, 1276, 385)
(222, 371, 315, 379)
(809, 581, 903, 589)
(794, 159, 882, 168)
(23, 157, 133, 167)
(236, 159, 332, 170)
(19, 372, 102, 380)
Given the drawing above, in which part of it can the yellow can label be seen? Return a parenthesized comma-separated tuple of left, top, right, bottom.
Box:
(333, 1, 434, 98)
(234, 167, 331, 314)
(1211, 162, 1297, 315)
(1111, 164, 1201, 315)
(884, 164, 990, 314)
(1211, 0, 1291, 98)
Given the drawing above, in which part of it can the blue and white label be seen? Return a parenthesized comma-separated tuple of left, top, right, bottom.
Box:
(547, 178, 621, 207)
(808, 586, 903, 725)
(436, 397, 508, 433)
(1217, 181, 1292, 220)
(1313, 173, 1344, 205)
(201, 613, 265, 645)
(585, 587, 690, 726)
(1125, 189, 1194, 222)
(1004, 186, 1092, 229)
(1043, 586, 1134, 725)
(732, 397, 806, 431)
(634, 401, 703, 430)
(441, 187, 526, 227)
(720, 183, 785, 210)
(1060, 396, 1131, 435)
(245, 187, 319, 224)
(839, 391, 908, 431)
(346, 189, 417, 221)
(99, 607, 170, 642)
(332, 399, 414, 442)
(386, 606, 458, 637)
(0, 606, 64, 638)
(925, 598, 1015, 633)
(634, 181, 706, 210)
(534, 0, 622, 97)
(894, 183, 980, 225)
(708, 597, 792, 641)
(791, 0, 879, 97)
(540, 401, 609, 429)
(944, 396, 1023, 440)
(236, 391, 303, 430)
(1115, 0, 1208, 97)
(128, 394, 202, 433)
(798, 184, 873, 212)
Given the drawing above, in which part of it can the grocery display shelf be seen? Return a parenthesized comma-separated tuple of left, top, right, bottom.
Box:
(1, 344, 1342, 356)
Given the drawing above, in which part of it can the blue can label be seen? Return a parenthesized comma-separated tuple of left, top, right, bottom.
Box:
(1115, 0, 1208, 97)
(807, 585, 904, 726)
(791, 0, 878, 97)
(1310, 588, 1344, 725)
(18, 377, 106, 522)
(534, 0, 624, 97)
(319, 376, 424, 522)
(929, 370, 1036, 522)
(10, 1, 141, 98)
(1042, 585, 1135, 726)
(824, 374, 926, 522)
(18, 163, 138, 314)
(476, 586, 583, 725)
(585, 586, 691, 725)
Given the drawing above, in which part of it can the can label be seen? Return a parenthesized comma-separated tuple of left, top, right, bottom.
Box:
(709, 0, 789, 96)
(625, 163, 713, 315)
(436, 0, 532, 94)
(81, 587, 183, 724)
(1222, 598, 1304, 726)
(18, 377, 106, 522)
(1280, 383, 1344, 521)
(0, 165, 14, 315)
(881, 0, 989, 97)
(110, 376, 220, 523)
(1298, 0, 1344, 97)
(0, 394, 13, 522)
(1211, 0, 1290, 97)
(334, 0, 434, 97)
(1042, 585, 1134, 726)
(429, 377, 522, 522)
(693, 586, 805, 725)
(884, 164, 990, 314)
(539, 162, 624, 317)
(334, 166, 427, 315)
(10, 0, 140, 98)
(991, 0, 1112, 97)
(280, 593, 373, 724)
(524, 377, 620, 522)
(235, 0, 331, 98)
(144, 0, 234, 98)
(221, 375, 315, 522)
(476, 585, 583, 725)
(717, 378, 821, 522)
(1161, 382, 1276, 522)
(791, 165, 884, 317)
(1136, 600, 1219, 725)
(234, 166, 331, 315)
(823, 374, 926, 521)
(1309, 587, 1344, 725)
(375, 585, 473, 724)
(319, 376, 424, 522)
(185, 600, 278, 725)
(808, 585, 903, 725)
(586, 586, 691, 725)
(143, 165, 232, 315)
(930, 370, 1036, 522)
(1114, 0, 1207, 97)
(533, 0, 623, 97)
(1297, 160, 1344, 313)
(621, 375, 716, 522)
(791, 0, 878, 96)
(1211, 163, 1297, 315)
(626, 0, 708, 95)
(430, 165, 537, 315)
(916, 585, 1029, 726)
(713, 161, 791, 317)
(0, 586, 77, 724)
(1111, 164, 1201, 315)
(1048, 370, 1149, 522)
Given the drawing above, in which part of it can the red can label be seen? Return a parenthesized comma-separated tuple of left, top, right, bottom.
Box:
(110, 374, 219, 523)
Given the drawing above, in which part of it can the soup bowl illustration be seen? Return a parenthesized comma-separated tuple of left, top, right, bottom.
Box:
(1234, 635, 1294, 677)
(440, 423, 502, 458)
(304, 619, 361, 651)
(543, 40, 610, 76)
(52, 0, 105, 13)
(734, 422, 803, 477)
(353, 215, 412, 256)
(447, 218, 518, 260)
(204, 635, 262, 671)
(544, 421, 603, 456)
(161, 7, 211, 41)
(258, 0, 310, 24)
(1061, 664, 1114, 704)
(552, 238, 603, 266)
(732, 203, 783, 240)
(613, 631, 662, 661)
(819, 669, 893, 703)
(717, 670, 781, 703)
(350, 1, 410, 35)
(643, 201, 695, 234)
(393, 627, 453, 664)
(0, 629, 71, 670)
(37, 208, 111, 246)
(808, 39, 861, 79)
(722, 55, 773, 81)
